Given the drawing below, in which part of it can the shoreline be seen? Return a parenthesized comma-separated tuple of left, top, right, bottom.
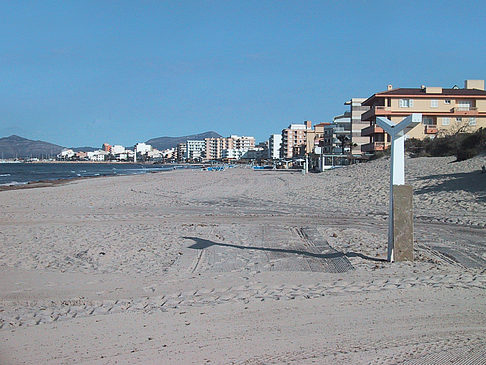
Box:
(0, 167, 185, 193)
(0, 163, 214, 192)
(0, 160, 207, 165)
(0, 175, 110, 192)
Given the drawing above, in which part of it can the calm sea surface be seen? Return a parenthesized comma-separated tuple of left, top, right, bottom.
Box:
(0, 163, 196, 186)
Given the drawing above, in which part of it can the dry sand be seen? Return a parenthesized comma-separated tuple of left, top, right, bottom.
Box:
(1, 155, 485, 364)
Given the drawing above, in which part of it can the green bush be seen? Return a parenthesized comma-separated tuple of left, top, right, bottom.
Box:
(405, 128, 485, 161)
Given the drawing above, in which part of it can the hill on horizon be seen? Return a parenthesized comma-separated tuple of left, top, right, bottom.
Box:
(146, 131, 222, 150)
(0, 135, 65, 159)
(0, 131, 223, 159)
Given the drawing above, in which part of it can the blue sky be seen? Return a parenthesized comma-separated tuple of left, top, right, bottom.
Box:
(1, 0, 485, 147)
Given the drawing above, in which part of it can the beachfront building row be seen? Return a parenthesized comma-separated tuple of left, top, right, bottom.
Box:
(57, 142, 175, 162)
(204, 135, 255, 160)
(175, 135, 257, 162)
(57, 148, 118, 161)
(276, 119, 350, 160)
(360, 79, 486, 153)
(274, 102, 370, 160)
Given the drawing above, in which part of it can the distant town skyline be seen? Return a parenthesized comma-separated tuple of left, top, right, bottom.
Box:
(1, 1, 485, 147)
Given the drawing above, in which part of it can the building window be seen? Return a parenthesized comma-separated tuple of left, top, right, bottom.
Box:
(430, 100, 438, 108)
(442, 117, 450, 126)
(423, 117, 435, 125)
(399, 99, 413, 108)
(444, 99, 451, 104)
(456, 117, 462, 123)
(469, 117, 477, 126)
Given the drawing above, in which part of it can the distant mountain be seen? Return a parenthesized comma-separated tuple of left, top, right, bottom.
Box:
(0, 131, 223, 159)
(0, 135, 64, 159)
(146, 131, 222, 150)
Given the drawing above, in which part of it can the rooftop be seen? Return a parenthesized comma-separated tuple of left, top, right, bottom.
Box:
(363, 81, 486, 106)
(376, 88, 486, 96)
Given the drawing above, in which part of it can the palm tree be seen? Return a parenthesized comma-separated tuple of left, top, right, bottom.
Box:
(336, 135, 350, 154)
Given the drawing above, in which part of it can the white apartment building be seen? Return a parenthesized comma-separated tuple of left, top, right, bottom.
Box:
(58, 149, 75, 160)
(146, 149, 163, 160)
(135, 143, 152, 155)
(111, 145, 125, 154)
(185, 140, 206, 160)
(222, 148, 248, 160)
(268, 134, 282, 159)
(87, 150, 109, 161)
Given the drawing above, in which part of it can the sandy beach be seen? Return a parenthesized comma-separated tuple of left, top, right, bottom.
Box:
(1, 155, 485, 364)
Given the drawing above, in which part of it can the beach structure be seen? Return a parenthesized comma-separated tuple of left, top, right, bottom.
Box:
(376, 113, 421, 262)
(361, 80, 486, 154)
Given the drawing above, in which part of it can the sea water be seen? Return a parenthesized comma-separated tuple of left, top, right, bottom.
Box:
(0, 163, 194, 186)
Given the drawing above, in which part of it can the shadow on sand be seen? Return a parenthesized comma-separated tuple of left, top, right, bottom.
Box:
(184, 236, 387, 263)
(414, 171, 486, 203)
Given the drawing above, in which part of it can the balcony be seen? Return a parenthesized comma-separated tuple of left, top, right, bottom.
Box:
(361, 106, 391, 121)
(361, 124, 385, 136)
(450, 107, 478, 116)
(361, 142, 387, 153)
(424, 125, 438, 134)
(333, 127, 350, 135)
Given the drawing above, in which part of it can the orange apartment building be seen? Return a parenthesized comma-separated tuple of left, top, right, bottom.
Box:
(281, 121, 312, 159)
(361, 80, 486, 153)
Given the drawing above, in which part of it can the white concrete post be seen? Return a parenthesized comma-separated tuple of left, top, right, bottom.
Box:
(376, 113, 421, 262)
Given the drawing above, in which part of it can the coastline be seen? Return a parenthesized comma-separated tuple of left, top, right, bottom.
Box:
(0, 163, 211, 192)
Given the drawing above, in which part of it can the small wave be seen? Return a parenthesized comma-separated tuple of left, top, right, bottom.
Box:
(0, 181, 28, 186)
(0, 174, 11, 177)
